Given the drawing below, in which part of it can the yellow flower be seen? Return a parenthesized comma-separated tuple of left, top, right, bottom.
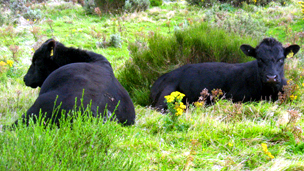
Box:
(0, 61, 7, 66)
(290, 95, 297, 100)
(302, 83, 304, 87)
(261, 143, 275, 159)
(175, 108, 183, 116)
(228, 142, 233, 147)
(194, 101, 203, 107)
(179, 102, 186, 109)
(6, 60, 13, 67)
(164, 94, 174, 103)
(261, 143, 268, 152)
(267, 152, 274, 159)
(174, 102, 186, 116)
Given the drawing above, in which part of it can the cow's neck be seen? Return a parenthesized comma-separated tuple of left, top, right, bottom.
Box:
(54, 44, 109, 67)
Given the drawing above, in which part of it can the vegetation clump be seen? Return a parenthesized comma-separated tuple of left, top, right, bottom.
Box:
(186, 0, 289, 7)
(118, 22, 258, 105)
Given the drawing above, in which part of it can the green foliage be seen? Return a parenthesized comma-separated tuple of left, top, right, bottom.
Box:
(125, 0, 150, 12)
(23, 9, 43, 20)
(0, 1, 304, 170)
(186, 0, 289, 7)
(204, 5, 267, 39)
(96, 33, 122, 48)
(118, 23, 257, 105)
(0, 116, 138, 170)
(0, 11, 5, 26)
(83, 0, 96, 14)
(9, 0, 28, 14)
(94, 0, 125, 14)
(110, 33, 122, 48)
(150, 0, 162, 6)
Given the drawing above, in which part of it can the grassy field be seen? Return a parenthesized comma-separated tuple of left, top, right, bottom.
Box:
(0, 0, 304, 170)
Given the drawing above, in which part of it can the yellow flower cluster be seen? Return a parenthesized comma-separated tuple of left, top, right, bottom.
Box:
(194, 101, 204, 107)
(0, 61, 6, 66)
(6, 60, 14, 67)
(0, 60, 13, 67)
(165, 91, 186, 116)
(164, 91, 185, 103)
(290, 94, 297, 100)
(261, 143, 274, 159)
(174, 102, 186, 116)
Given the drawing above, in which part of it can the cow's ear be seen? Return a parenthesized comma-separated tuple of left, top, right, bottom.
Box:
(284, 45, 300, 58)
(240, 44, 256, 58)
(46, 39, 56, 59)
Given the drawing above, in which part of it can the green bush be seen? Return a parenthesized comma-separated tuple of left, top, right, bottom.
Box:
(186, 0, 289, 7)
(23, 9, 43, 20)
(0, 12, 5, 26)
(150, 0, 162, 6)
(206, 9, 267, 39)
(82, 0, 151, 14)
(82, 0, 125, 14)
(125, 0, 150, 12)
(117, 23, 258, 106)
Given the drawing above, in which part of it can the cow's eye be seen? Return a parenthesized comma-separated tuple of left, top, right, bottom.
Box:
(278, 58, 284, 63)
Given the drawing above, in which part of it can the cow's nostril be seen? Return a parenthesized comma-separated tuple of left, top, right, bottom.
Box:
(266, 75, 278, 83)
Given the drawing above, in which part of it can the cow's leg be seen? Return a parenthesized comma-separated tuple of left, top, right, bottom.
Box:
(11, 92, 60, 128)
(154, 85, 177, 110)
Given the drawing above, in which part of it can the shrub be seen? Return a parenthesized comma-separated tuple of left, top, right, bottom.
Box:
(7, 0, 43, 21)
(82, 0, 150, 14)
(9, 0, 28, 14)
(125, 0, 150, 12)
(208, 11, 267, 39)
(150, 0, 162, 6)
(0, 12, 5, 26)
(109, 33, 122, 48)
(186, 0, 289, 7)
(117, 23, 258, 106)
(23, 9, 42, 20)
(83, 0, 125, 14)
(83, 0, 96, 14)
(96, 33, 122, 48)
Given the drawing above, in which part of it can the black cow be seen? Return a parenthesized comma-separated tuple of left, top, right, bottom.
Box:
(151, 38, 300, 109)
(12, 38, 135, 127)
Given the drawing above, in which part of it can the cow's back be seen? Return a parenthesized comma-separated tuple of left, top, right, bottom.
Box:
(39, 62, 135, 125)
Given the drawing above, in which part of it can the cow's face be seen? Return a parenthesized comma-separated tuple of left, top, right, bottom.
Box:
(241, 38, 300, 86)
(24, 39, 58, 88)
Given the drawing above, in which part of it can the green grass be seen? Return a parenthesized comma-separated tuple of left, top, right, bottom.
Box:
(0, 0, 304, 170)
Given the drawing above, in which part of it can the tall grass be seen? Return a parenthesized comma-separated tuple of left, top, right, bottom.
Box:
(0, 115, 138, 170)
(118, 22, 258, 105)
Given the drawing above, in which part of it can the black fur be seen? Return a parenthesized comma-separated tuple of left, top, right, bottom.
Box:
(13, 39, 135, 127)
(151, 38, 300, 109)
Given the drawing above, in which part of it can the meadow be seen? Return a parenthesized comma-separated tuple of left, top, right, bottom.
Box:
(0, 0, 304, 170)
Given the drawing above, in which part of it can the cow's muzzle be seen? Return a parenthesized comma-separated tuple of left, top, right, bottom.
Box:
(266, 75, 278, 83)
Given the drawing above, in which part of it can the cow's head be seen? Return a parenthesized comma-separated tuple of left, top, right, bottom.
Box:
(24, 39, 59, 88)
(240, 38, 300, 87)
